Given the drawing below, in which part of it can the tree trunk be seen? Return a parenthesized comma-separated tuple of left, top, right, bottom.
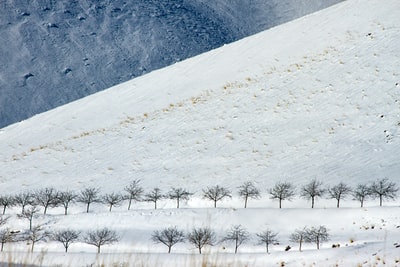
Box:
(154, 201, 157, 210)
(279, 198, 282, 209)
(214, 200, 217, 208)
(337, 199, 340, 208)
(199, 247, 202, 254)
(244, 196, 248, 208)
(177, 198, 180, 209)
(86, 203, 90, 213)
(168, 245, 171, 253)
(109, 205, 113, 212)
(360, 198, 364, 208)
(235, 239, 238, 254)
(64, 206, 68, 215)
(31, 241, 35, 252)
(65, 245, 68, 253)
(311, 197, 315, 208)
(97, 245, 101, 253)
(128, 198, 132, 210)
(29, 219, 32, 231)
(266, 243, 269, 253)
(379, 195, 383, 206)
(1, 242, 4, 252)
(44, 205, 48, 215)
(2, 206, 6, 215)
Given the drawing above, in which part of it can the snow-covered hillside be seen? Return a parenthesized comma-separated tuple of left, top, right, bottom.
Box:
(0, 0, 343, 128)
(0, 0, 399, 266)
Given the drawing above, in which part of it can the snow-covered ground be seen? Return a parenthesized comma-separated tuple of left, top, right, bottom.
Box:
(0, 0, 400, 266)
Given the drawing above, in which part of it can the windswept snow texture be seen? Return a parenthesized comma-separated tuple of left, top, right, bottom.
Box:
(0, 0, 344, 128)
(0, 0, 400, 266)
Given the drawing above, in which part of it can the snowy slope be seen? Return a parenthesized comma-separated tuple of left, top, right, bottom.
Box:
(0, 0, 344, 128)
(0, 0, 400, 266)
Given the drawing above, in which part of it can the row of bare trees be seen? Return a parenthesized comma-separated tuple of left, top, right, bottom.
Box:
(0, 216, 328, 255)
(0, 216, 118, 253)
(151, 224, 329, 254)
(0, 178, 397, 216)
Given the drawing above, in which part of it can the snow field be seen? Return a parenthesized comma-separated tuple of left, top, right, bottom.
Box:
(0, 0, 399, 265)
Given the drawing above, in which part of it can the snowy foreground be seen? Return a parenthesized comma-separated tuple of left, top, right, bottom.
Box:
(1, 0, 400, 266)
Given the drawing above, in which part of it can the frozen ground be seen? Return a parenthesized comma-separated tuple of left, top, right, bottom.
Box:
(0, 0, 399, 266)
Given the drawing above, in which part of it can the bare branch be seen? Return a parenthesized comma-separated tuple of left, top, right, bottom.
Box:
(257, 229, 278, 253)
(202, 185, 231, 208)
(238, 181, 260, 208)
(144, 188, 163, 210)
(221, 225, 249, 254)
(168, 188, 193, 208)
(269, 182, 296, 208)
(78, 187, 101, 213)
(328, 182, 352, 208)
(151, 226, 185, 253)
(370, 178, 398, 206)
(52, 229, 80, 252)
(187, 227, 216, 254)
(124, 180, 144, 210)
(84, 228, 119, 253)
(300, 179, 326, 208)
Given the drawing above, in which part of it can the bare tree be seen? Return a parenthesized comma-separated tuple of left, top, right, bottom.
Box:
(352, 183, 371, 207)
(306, 226, 329, 249)
(257, 229, 279, 253)
(102, 192, 124, 212)
(124, 180, 144, 210)
(369, 178, 398, 206)
(0, 228, 15, 251)
(221, 225, 249, 254)
(238, 181, 260, 208)
(269, 181, 296, 208)
(33, 187, 59, 214)
(202, 185, 232, 208)
(187, 227, 216, 254)
(0, 215, 9, 227)
(168, 187, 193, 208)
(78, 187, 101, 213)
(328, 182, 352, 208)
(289, 227, 308, 252)
(300, 179, 326, 208)
(23, 225, 49, 252)
(145, 188, 163, 210)
(84, 228, 119, 253)
(57, 190, 78, 215)
(18, 206, 39, 230)
(52, 229, 80, 252)
(14, 191, 33, 213)
(151, 226, 185, 253)
(0, 196, 15, 215)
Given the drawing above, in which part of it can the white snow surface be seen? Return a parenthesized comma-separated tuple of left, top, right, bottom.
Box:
(0, 0, 400, 266)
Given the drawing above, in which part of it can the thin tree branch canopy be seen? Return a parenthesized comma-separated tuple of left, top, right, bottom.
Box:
(187, 227, 216, 254)
(84, 228, 119, 253)
(238, 181, 260, 208)
(300, 179, 326, 208)
(202, 185, 232, 208)
(370, 178, 398, 206)
(151, 226, 185, 253)
(269, 181, 296, 208)
(221, 225, 249, 254)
